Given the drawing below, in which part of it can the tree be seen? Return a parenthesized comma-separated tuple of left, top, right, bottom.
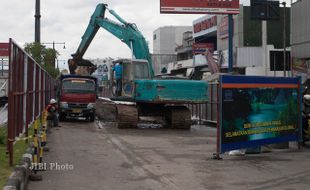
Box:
(24, 42, 60, 78)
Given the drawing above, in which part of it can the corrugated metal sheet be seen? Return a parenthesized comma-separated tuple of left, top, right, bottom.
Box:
(292, 0, 310, 58)
(237, 47, 263, 67)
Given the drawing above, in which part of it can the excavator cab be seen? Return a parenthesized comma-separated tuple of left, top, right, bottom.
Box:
(111, 59, 150, 99)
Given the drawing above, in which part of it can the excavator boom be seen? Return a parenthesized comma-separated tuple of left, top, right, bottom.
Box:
(70, 4, 154, 77)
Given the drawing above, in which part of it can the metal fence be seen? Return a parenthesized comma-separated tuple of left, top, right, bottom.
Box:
(99, 79, 219, 126)
(187, 82, 219, 125)
(7, 39, 55, 166)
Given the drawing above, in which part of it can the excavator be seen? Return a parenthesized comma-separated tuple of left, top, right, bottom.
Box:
(69, 3, 208, 129)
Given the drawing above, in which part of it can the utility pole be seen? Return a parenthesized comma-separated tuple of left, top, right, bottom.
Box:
(228, 14, 233, 73)
(35, 0, 41, 43)
(262, 20, 268, 76)
(282, 1, 287, 77)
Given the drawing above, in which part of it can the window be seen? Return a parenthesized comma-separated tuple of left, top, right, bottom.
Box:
(133, 63, 149, 79)
(62, 79, 96, 93)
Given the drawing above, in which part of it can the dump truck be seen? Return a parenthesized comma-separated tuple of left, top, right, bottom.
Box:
(57, 74, 97, 121)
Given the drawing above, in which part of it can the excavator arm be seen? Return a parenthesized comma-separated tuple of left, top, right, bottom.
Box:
(70, 4, 154, 77)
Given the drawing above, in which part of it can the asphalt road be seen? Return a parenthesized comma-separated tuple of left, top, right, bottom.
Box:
(28, 120, 310, 190)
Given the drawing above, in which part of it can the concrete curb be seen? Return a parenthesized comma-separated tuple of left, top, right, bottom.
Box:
(2, 152, 33, 190)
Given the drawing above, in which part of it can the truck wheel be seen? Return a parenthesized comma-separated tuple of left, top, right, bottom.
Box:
(59, 113, 66, 122)
(89, 113, 95, 122)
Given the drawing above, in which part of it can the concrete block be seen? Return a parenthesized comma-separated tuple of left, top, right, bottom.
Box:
(20, 154, 32, 167)
(25, 147, 33, 155)
(8, 168, 24, 190)
(3, 177, 20, 190)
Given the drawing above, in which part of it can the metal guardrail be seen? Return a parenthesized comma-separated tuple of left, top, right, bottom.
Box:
(187, 82, 219, 125)
(7, 39, 56, 166)
(0, 103, 8, 127)
(0, 80, 7, 92)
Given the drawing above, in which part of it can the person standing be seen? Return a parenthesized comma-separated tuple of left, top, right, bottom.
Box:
(46, 99, 60, 128)
(113, 63, 123, 96)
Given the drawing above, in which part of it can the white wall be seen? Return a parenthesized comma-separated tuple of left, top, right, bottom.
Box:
(246, 67, 286, 77)
(153, 26, 192, 54)
(292, 0, 310, 58)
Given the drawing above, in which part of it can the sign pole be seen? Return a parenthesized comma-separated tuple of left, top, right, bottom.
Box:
(262, 20, 268, 76)
(228, 14, 233, 73)
(282, 2, 287, 77)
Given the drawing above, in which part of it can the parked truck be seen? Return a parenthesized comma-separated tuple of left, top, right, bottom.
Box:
(57, 74, 97, 121)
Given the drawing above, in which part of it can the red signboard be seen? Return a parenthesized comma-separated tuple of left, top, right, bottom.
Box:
(219, 16, 229, 39)
(192, 43, 214, 54)
(0, 43, 9, 57)
(194, 16, 217, 34)
(160, 0, 240, 14)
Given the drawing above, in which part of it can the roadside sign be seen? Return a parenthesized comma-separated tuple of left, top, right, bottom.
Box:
(0, 43, 9, 57)
(160, 0, 240, 14)
(192, 43, 214, 54)
(218, 75, 301, 153)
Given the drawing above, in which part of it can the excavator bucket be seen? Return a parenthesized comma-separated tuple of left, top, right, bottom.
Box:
(68, 58, 97, 75)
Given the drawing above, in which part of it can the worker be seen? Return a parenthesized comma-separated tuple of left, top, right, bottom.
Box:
(46, 99, 61, 128)
(113, 63, 123, 96)
(302, 94, 310, 144)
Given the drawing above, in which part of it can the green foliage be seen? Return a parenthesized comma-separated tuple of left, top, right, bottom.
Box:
(0, 125, 34, 188)
(259, 90, 275, 104)
(24, 42, 60, 78)
(43, 63, 60, 79)
(0, 127, 6, 145)
(24, 42, 45, 64)
(279, 97, 298, 125)
(251, 102, 261, 113)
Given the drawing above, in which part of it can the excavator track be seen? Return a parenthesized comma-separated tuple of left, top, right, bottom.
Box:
(165, 106, 191, 129)
(116, 104, 138, 128)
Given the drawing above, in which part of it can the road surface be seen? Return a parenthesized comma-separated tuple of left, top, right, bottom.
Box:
(28, 120, 310, 190)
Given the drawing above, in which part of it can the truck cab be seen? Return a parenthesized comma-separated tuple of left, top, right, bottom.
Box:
(57, 74, 97, 121)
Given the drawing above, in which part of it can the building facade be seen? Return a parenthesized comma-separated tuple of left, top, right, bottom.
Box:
(218, 5, 290, 75)
(291, 0, 310, 82)
(153, 26, 192, 54)
(152, 26, 192, 75)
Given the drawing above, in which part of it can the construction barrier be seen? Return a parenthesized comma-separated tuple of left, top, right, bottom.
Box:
(7, 38, 55, 166)
(187, 81, 219, 125)
(3, 110, 49, 189)
(31, 109, 49, 171)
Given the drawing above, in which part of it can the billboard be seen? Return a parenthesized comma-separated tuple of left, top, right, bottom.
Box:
(193, 15, 217, 38)
(160, 0, 240, 14)
(219, 75, 301, 153)
(0, 43, 9, 57)
(219, 16, 229, 39)
(192, 43, 214, 54)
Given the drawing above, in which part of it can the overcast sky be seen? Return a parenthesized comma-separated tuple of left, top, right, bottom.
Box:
(0, 0, 292, 69)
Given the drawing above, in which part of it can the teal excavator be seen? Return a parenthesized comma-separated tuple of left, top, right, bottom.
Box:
(69, 3, 208, 129)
